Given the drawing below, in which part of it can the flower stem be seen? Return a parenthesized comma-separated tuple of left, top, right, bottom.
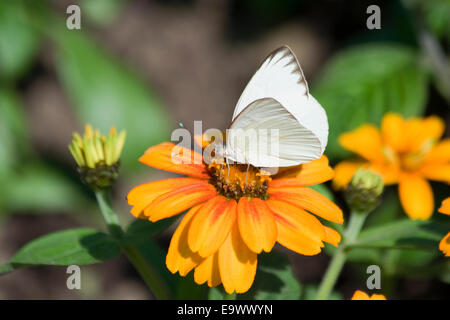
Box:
(94, 190, 169, 300)
(315, 211, 368, 300)
(95, 191, 124, 239)
(121, 245, 170, 300)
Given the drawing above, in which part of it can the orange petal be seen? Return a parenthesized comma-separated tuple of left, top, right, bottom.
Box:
(266, 199, 325, 255)
(323, 226, 341, 247)
(127, 178, 203, 218)
(370, 294, 387, 300)
(188, 196, 237, 257)
(166, 205, 203, 276)
(420, 164, 450, 184)
(332, 161, 363, 190)
(351, 290, 370, 300)
(439, 232, 450, 257)
(146, 181, 216, 222)
(351, 290, 386, 300)
(424, 139, 450, 164)
(218, 224, 257, 294)
(269, 187, 344, 224)
(368, 162, 400, 185)
(404, 116, 445, 152)
(438, 197, 450, 215)
(194, 253, 221, 287)
(381, 113, 406, 151)
(237, 198, 277, 253)
(338, 124, 385, 162)
(139, 142, 209, 179)
(272, 156, 334, 185)
(297, 155, 334, 184)
(398, 173, 434, 220)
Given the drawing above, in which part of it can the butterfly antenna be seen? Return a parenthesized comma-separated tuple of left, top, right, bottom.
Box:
(244, 162, 250, 191)
(226, 157, 230, 180)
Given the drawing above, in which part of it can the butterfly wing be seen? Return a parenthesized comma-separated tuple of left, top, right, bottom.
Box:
(228, 46, 328, 167)
(226, 97, 322, 167)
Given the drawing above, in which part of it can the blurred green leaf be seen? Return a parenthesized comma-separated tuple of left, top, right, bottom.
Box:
(208, 286, 227, 300)
(3, 164, 89, 213)
(176, 272, 208, 300)
(313, 44, 429, 159)
(365, 188, 401, 228)
(352, 218, 448, 250)
(238, 251, 301, 300)
(122, 216, 177, 245)
(81, 0, 124, 26)
(0, 1, 39, 80)
(309, 184, 334, 201)
(301, 284, 342, 300)
(52, 30, 171, 171)
(421, 0, 450, 39)
(9, 228, 120, 268)
(0, 263, 14, 276)
(0, 88, 28, 177)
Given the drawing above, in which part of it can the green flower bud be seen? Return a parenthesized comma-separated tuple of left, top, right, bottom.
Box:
(69, 124, 126, 190)
(345, 168, 384, 213)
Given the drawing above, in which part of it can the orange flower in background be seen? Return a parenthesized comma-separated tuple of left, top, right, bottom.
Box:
(333, 113, 450, 220)
(128, 140, 343, 294)
(438, 197, 450, 257)
(351, 290, 387, 300)
(439, 197, 450, 215)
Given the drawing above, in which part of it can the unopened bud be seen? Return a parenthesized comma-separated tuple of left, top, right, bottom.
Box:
(69, 124, 126, 190)
(345, 168, 384, 213)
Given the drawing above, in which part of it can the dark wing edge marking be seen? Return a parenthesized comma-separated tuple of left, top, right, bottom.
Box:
(260, 45, 309, 98)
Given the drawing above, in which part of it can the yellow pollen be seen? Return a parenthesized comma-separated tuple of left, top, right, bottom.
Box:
(208, 162, 271, 200)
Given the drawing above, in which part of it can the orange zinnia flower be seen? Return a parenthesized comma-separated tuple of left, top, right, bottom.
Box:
(333, 113, 450, 220)
(351, 290, 387, 300)
(128, 141, 343, 294)
(438, 197, 450, 257)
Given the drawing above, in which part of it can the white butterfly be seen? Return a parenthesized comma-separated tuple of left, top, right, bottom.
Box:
(221, 45, 328, 168)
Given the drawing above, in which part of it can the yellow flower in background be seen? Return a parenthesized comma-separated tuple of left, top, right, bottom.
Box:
(127, 140, 343, 294)
(351, 290, 387, 300)
(333, 113, 450, 220)
(69, 124, 126, 190)
(438, 197, 450, 257)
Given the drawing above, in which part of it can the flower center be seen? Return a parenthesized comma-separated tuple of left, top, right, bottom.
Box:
(207, 161, 271, 200)
(383, 140, 433, 172)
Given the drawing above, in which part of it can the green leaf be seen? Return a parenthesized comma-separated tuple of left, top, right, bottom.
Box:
(309, 184, 334, 201)
(238, 251, 301, 300)
(0, 1, 39, 80)
(5, 228, 120, 273)
(3, 164, 90, 213)
(122, 216, 177, 245)
(52, 30, 171, 171)
(421, 0, 450, 39)
(80, 0, 124, 26)
(0, 263, 14, 276)
(135, 241, 178, 298)
(352, 219, 448, 250)
(313, 44, 429, 159)
(176, 273, 208, 300)
(365, 188, 401, 228)
(302, 285, 343, 300)
(0, 88, 29, 177)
